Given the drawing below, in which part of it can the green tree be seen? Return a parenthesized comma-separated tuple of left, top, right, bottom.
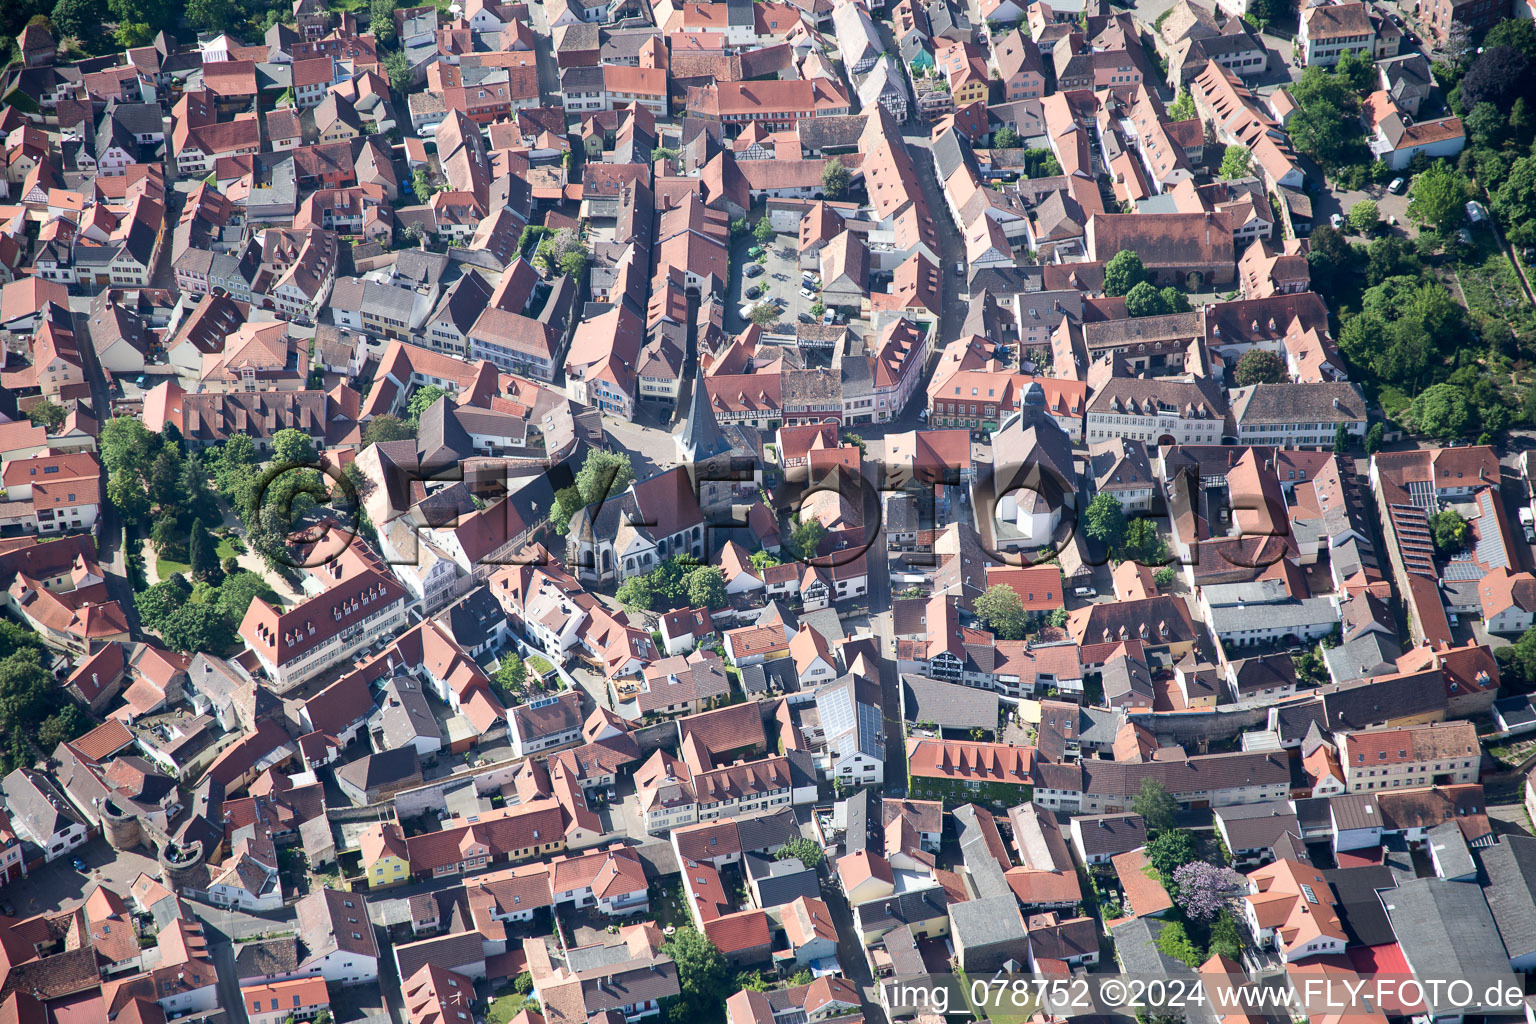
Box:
(100, 416, 156, 477)
(821, 158, 851, 200)
(685, 566, 728, 610)
(368, 0, 395, 45)
(215, 571, 277, 622)
(37, 704, 86, 751)
(411, 169, 435, 204)
(1122, 517, 1166, 564)
(1363, 234, 1421, 287)
(1348, 200, 1379, 234)
(107, 468, 150, 524)
(147, 447, 185, 512)
(1497, 623, 1536, 687)
(661, 929, 730, 1011)
(617, 575, 657, 613)
(135, 576, 191, 632)
(188, 519, 218, 581)
(1083, 492, 1126, 548)
(1146, 828, 1199, 878)
(1103, 249, 1146, 297)
(384, 50, 411, 93)
(551, 486, 585, 535)
(748, 302, 780, 327)
(1288, 64, 1367, 168)
(575, 449, 635, 507)
(151, 515, 183, 559)
(789, 516, 827, 559)
(1485, 17, 1536, 58)
(736, 971, 770, 993)
(272, 428, 316, 467)
(50, 0, 104, 38)
(1208, 911, 1244, 962)
(1160, 287, 1192, 314)
(1333, 422, 1350, 455)
(1168, 91, 1196, 120)
(993, 126, 1021, 149)
(750, 549, 781, 570)
(536, 228, 588, 276)
(1429, 509, 1469, 553)
(1154, 567, 1177, 589)
(1124, 281, 1167, 318)
(0, 649, 53, 736)
(1132, 778, 1179, 834)
(1408, 162, 1471, 231)
(184, 0, 233, 31)
(1365, 422, 1385, 454)
(1410, 382, 1473, 440)
(496, 653, 527, 692)
(775, 836, 826, 868)
(753, 217, 775, 245)
(1154, 921, 1205, 968)
(363, 415, 415, 444)
(1218, 144, 1251, 180)
(0, 621, 45, 662)
(25, 401, 66, 431)
(1234, 349, 1287, 386)
(1494, 156, 1536, 248)
(974, 584, 1029, 640)
(514, 973, 534, 996)
(161, 602, 236, 655)
(408, 384, 450, 421)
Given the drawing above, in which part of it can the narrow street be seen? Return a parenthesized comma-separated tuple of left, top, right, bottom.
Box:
(207, 928, 254, 1024)
(70, 295, 140, 636)
(820, 872, 890, 1024)
(524, 0, 562, 107)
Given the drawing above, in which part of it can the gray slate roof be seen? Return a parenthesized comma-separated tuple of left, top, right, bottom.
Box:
(1380, 877, 1513, 1011)
(1479, 835, 1536, 964)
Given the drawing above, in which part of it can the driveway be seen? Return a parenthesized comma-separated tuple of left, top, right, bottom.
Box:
(1315, 183, 1418, 239)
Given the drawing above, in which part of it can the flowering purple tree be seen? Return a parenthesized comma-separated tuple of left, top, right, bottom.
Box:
(1172, 862, 1247, 920)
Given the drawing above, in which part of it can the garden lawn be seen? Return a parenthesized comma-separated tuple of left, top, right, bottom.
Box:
(156, 554, 191, 579)
(486, 994, 530, 1024)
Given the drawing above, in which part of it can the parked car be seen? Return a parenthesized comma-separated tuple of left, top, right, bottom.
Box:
(801, 271, 820, 287)
(746, 284, 762, 299)
(1074, 586, 1097, 598)
(1388, 177, 1406, 194)
(798, 312, 816, 323)
(745, 263, 764, 278)
(954, 261, 966, 276)
(800, 287, 817, 300)
(748, 245, 765, 258)
(1330, 213, 1345, 230)
(73, 859, 88, 872)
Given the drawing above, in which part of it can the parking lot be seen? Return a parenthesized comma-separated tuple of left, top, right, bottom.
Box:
(1314, 180, 1418, 240)
(21, 840, 162, 917)
(726, 227, 831, 333)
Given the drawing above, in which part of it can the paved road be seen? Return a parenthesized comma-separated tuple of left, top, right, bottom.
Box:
(71, 294, 140, 636)
(819, 872, 889, 1024)
(525, 0, 563, 106)
(207, 926, 254, 1024)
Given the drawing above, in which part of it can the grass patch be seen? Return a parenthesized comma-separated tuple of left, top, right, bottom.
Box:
(486, 993, 530, 1024)
(156, 554, 192, 579)
(527, 655, 555, 676)
(216, 537, 240, 560)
